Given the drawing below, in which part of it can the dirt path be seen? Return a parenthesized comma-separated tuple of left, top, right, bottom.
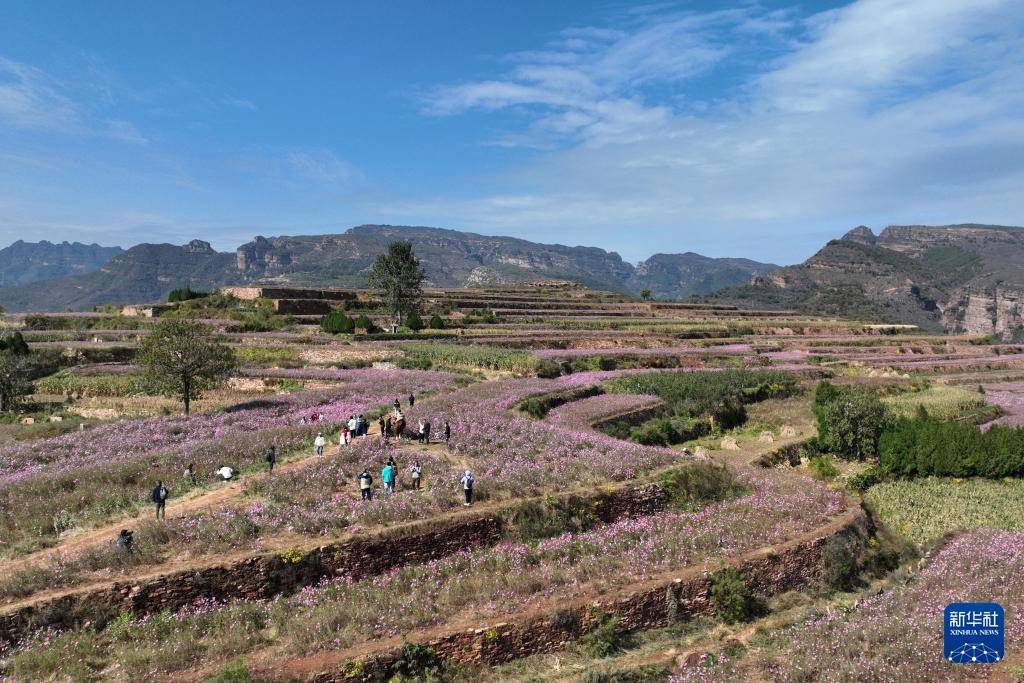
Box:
(0, 422, 450, 577)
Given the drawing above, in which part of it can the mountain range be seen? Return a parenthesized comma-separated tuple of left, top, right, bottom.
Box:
(3, 223, 1022, 336)
(704, 224, 1024, 333)
(0, 225, 777, 312)
(0, 240, 122, 288)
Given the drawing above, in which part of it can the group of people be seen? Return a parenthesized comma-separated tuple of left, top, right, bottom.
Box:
(141, 390, 471, 543)
(355, 457, 473, 505)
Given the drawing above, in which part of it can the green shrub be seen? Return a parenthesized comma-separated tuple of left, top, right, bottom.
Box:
(709, 567, 760, 624)
(814, 383, 890, 461)
(207, 659, 252, 682)
(578, 611, 627, 658)
(428, 314, 445, 329)
(353, 314, 378, 333)
(847, 464, 885, 491)
(658, 461, 745, 511)
(808, 455, 840, 480)
(879, 417, 1024, 478)
(167, 287, 208, 303)
(821, 536, 859, 591)
(607, 369, 796, 446)
(406, 310, 425, 332)
(390, 643, 443, 679)
(321, 310, 355, 334)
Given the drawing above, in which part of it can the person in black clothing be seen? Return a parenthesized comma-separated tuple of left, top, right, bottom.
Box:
(408, 393, 415, 408)
(115, 529, 134, 555)
(423, 421, 431, 443)
(266, 445, 277, 474)
(378, 416, 385, 437)
(393, 398, 401, 412)
(444, 420, 451, 446)
(152, 481, 168, 520)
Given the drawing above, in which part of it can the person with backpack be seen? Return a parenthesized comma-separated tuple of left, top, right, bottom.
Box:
(265, 445, 277, 474)
(461, 470, 474, 506)
(314, 432, 326, 457)
(152, 481, 169, 519)
(410, 460, 422, 490)
(358, 469, 374, 501)
(381, 461, 396, 494)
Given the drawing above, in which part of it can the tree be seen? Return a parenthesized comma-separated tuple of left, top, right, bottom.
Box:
(428, 314, 445, 330)
(136, 319, 237, 415)
(640, 288, 652, 301)
(0, 351, 33, 412)
(406, 310, 424, 332)
(367, 241, 425, 325)
(815, 386, 889, 461)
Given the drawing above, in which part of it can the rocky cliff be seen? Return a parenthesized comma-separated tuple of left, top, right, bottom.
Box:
(705, 224, 1024, 330)
(0, 225, 776, 311)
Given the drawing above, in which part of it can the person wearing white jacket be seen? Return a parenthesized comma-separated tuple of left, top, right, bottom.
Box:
(314, 432, 326, 457)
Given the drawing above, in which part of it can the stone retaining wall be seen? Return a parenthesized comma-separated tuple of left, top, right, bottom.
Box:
(273, 506, 867, 682)
(0, 480, 669, 646)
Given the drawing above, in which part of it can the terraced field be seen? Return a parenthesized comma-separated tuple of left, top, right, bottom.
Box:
(0, 284, 1022, 681)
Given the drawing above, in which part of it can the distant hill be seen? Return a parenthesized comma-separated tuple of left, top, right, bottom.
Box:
(705, 224, 1024, 332)
(0, 225, 776, 311)
(0, 240, 234, 312)
(628, 252, 778, 300)
(0, 240, 121, 288)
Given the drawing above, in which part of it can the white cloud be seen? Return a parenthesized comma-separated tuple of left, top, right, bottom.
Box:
(412, 0, 1024, 263)
(0, 57, 80, 131)
(0, 56, 148, 143)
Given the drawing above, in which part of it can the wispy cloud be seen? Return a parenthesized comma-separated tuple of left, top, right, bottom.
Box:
(0, 55, 148, 143)
(412, 0, 1024, 262)
(0, 57, 80, 131)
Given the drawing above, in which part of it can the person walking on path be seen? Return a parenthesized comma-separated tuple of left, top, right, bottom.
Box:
(314, 432, 326, 458)
(152, 481, 169, 519)
(265, 445, 277, 474)
(358, 469, 374, 501)
(382, 462, 396, 494)
(444, 421, 451, 447)
(340, 425, 350, 447)
(417, 420, 426, 444)
(408, 393, 415, 408)
(461, 470, 474, 506)
(410, 461, 422, 490)
(393, 398, 401, 413)
(385, 416, 393, 439)
(423, 421, 431, 444)
(378, 416, 386, 438)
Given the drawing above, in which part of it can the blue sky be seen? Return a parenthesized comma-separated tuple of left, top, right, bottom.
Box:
(1, 0, 1023, 265)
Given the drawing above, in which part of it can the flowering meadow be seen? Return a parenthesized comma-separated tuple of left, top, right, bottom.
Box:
(670, 529, 1024, 682)
(2, 467, 844, 680)
(0, 369, 458, 553)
